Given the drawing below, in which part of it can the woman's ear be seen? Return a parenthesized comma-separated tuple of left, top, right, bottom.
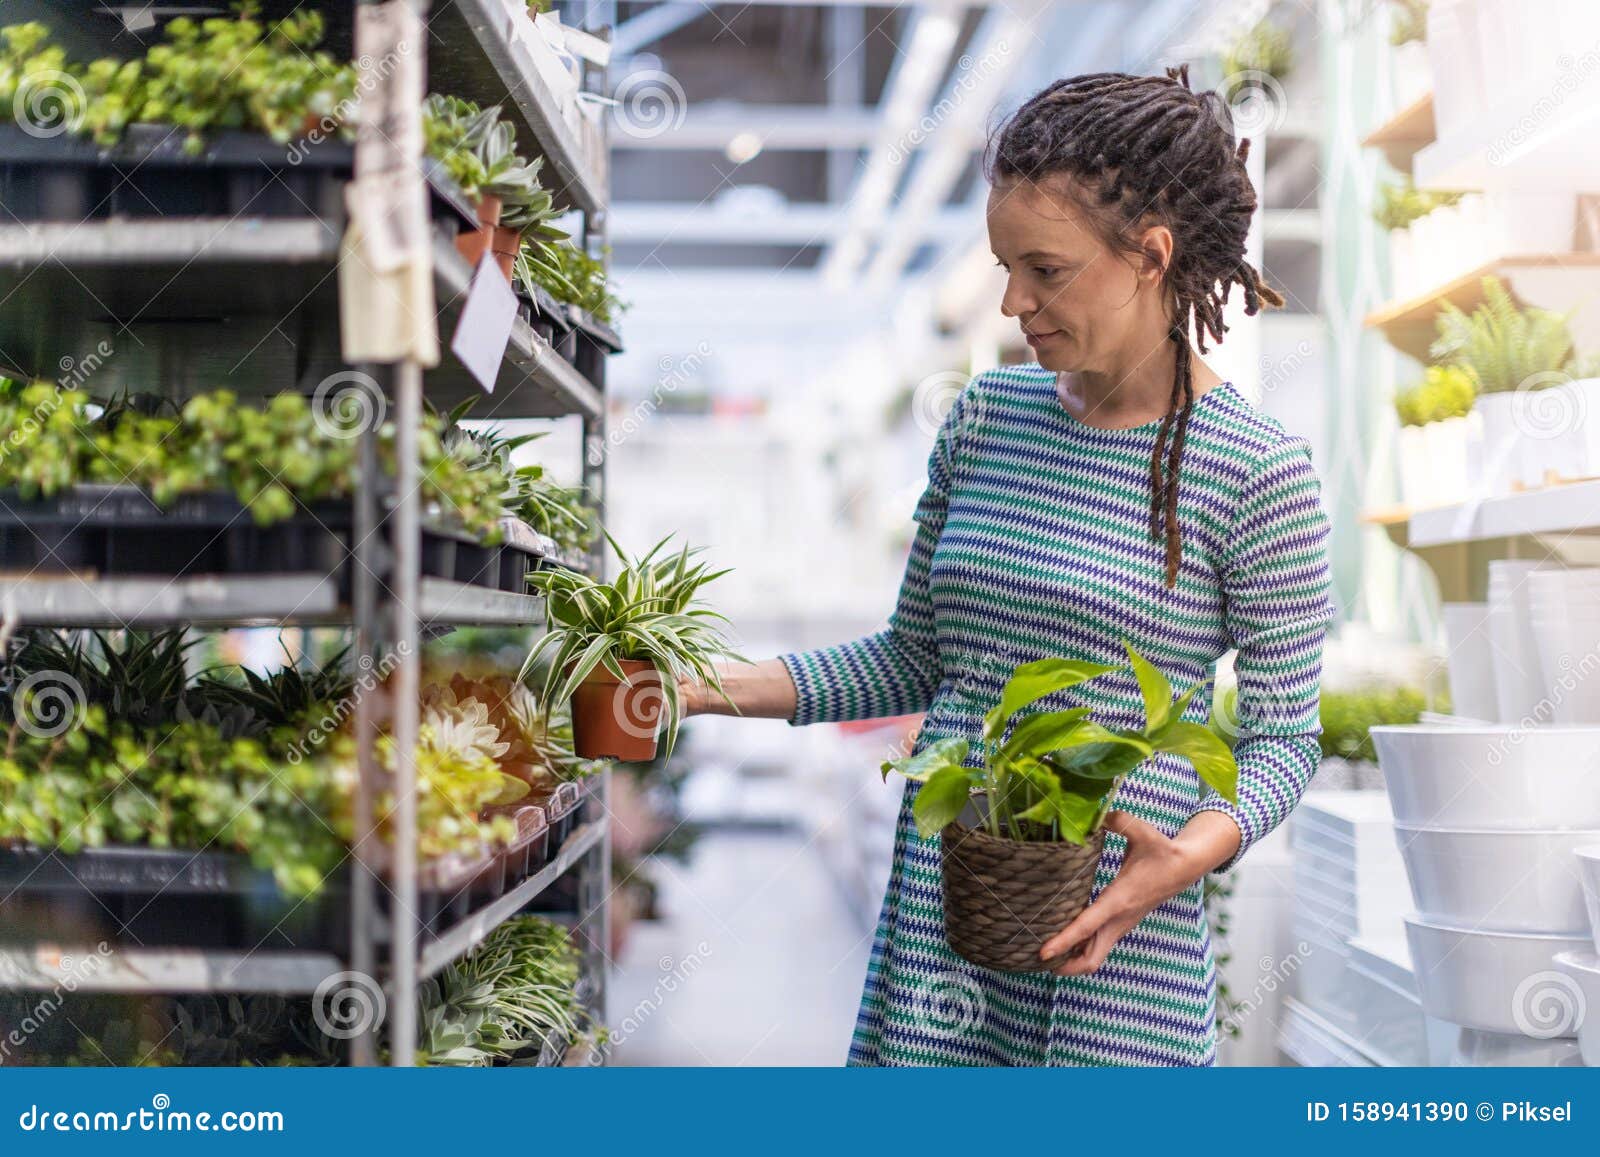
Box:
(1135, 222, 1174, 285)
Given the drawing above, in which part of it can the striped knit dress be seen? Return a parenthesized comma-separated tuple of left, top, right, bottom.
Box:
(778, 361, 1334, 1066)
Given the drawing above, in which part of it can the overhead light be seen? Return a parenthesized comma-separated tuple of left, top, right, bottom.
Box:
(725, 132, 764, 165)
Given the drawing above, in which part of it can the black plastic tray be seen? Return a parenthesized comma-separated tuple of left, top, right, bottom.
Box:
(0, 125, 478, 231)
(0, 486, 523, 593)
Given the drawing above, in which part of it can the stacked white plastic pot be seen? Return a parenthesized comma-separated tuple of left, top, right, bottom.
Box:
(1373, 722, 1596, 1064)
(1554, 849, 1600, 1065)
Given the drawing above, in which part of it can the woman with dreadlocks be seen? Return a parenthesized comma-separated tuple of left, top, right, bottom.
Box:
(679, 67, 1333, 1066)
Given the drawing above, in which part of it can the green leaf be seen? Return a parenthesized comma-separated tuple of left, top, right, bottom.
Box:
(1009, 759, 1102, 845)
(994, 708, 1092, 766)
(1125, 642, 1172, 732)
(983, 659, 1118, 740)
(910, 765, 975, 840)
(1152, 720, 1239, 803)
(881, 736, 968, 783)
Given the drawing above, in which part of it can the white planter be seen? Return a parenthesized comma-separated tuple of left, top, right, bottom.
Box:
(1427, 0, 1487, 138)
(1372, 724, 1600, 829)
(1528, 569, 1600, 724)
(1440, 604, 1498, 721)
(1404, 915, 1589, 1035)
(1578, 846, 1600, 954)
(1388, 229, 1415, 301)
(1423, 415, 1475, 507)
(1393, 824, 1599, 934)
(1485, 191, 1579, 255)
(1448, 1025, 1585, 1066)
(1472, 393, 1525, 495)
(1475, 0, 1553, 111)
(1396, 423, 1431, 508)
(1487, 559, 1551, 723)
(1571, 378, 1600, 478)
(1553, 951, 1600, 1066)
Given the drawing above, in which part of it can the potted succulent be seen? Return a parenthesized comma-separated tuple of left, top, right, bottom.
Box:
(1393, 364, 1477, 509)
(882, 646, 1238, 974)
(424, 94, 502, 267)
(1431, 277, 1578, 494)
(523, 534, 743, 761)
(1218, 20, 1292, 99)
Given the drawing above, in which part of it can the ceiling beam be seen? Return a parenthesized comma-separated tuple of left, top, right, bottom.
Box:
(611, 202, 971, 244)
(611, 104, 883, 150)
(611, 3, 708, 58)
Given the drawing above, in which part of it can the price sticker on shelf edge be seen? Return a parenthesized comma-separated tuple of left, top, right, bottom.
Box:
(452, 254, 518, 394)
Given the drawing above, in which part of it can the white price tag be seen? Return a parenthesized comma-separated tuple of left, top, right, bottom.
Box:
(451, 255, 519, 394)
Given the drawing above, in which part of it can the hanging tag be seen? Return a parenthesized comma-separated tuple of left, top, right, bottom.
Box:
(451, 254, 518, 394)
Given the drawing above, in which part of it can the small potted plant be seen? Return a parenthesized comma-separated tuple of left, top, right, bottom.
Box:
(523, 534, 743, 761)
(882, 646, 1238, 974)
(1431, 276, 1577, 494)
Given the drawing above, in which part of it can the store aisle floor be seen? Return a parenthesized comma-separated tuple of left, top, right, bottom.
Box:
(608, 830, 872, 1066)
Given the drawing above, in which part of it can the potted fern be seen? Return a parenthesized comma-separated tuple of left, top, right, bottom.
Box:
(882, 646, 1238, 974)
(523, 534, 743, 761)
(1430, 277, 1578, 494)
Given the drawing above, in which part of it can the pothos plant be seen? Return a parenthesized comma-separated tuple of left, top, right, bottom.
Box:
(882, 644, 1239, 843)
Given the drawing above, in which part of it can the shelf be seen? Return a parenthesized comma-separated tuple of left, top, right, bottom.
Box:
(1404, 479, 1600, 549)
(1415, 81, 1600, 191)
(1361, 92, 1435, 172)
(0, 219, 601, 420)
(0, 943, 343, 995)
(419, 820, 604, 979)
(432, 0, 607, 216)
(0, 574, 540, 628)
(1363, 254, 1600, 361)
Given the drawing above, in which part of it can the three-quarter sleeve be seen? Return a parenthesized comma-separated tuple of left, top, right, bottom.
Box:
(1191, 435, 1335, 872)
(776, 381, 976, 726)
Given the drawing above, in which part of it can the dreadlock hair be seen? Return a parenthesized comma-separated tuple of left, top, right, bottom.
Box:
(985, 65, 1284, 589)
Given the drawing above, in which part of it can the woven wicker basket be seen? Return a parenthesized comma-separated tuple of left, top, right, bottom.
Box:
(940, 820, 1107, 974)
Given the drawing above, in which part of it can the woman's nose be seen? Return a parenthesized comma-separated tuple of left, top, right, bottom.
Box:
(999, 275, 1034, 320)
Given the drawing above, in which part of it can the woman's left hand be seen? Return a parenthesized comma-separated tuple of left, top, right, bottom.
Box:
(1037, 810, 1220, 976)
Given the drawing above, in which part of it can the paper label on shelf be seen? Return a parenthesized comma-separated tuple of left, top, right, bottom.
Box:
(451, 255, 518, 393)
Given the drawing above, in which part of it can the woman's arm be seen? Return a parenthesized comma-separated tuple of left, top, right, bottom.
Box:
(1040, 434, 1334, 973)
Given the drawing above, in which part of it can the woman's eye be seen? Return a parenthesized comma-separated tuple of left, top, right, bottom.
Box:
(1035, 266, 1060, 278)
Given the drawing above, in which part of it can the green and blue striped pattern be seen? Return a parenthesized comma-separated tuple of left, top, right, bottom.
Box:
(779, 362, 1334, 1066)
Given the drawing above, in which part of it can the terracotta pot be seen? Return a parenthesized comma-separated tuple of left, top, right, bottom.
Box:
(567, 658, 663, 762)
(453, 193, 503, 268)
(491, 225, 523, 281)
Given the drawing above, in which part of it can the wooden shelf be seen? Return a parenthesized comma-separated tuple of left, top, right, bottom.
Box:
(1362, 92, 1436, 173)
(1363, 254, 1600, 361)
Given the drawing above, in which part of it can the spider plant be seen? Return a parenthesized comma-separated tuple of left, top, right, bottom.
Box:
(882, 644, 1238, 843)
(522, 533, 743, 759)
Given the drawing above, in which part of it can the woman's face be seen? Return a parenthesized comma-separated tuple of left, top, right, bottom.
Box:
(986, 176, 1168, 374)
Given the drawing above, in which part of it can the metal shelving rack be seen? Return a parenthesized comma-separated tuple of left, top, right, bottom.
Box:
(0, 1, 615, 1067)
